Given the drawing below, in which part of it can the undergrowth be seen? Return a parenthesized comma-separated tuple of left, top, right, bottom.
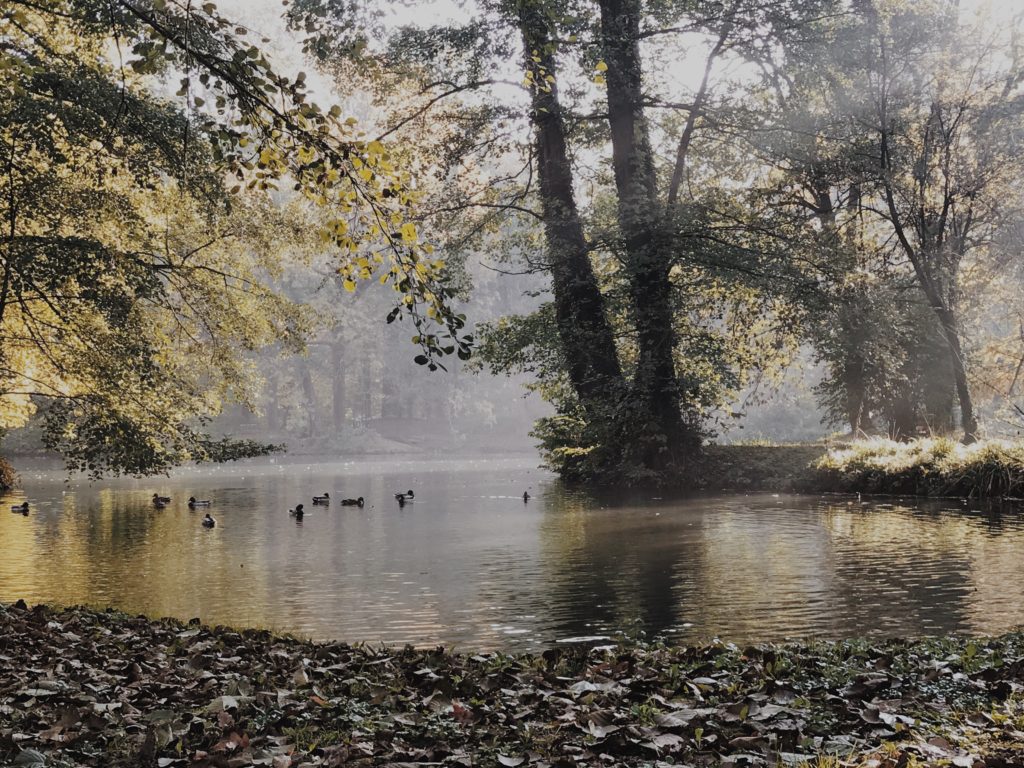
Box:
(815, 437, 1024, 497)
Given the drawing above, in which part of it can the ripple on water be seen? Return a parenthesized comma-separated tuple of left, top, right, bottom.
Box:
(3, 465, 1024, 649)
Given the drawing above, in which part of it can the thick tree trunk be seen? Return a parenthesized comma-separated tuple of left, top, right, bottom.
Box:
(517, 4, 624, 414)
(597, 0, 690, 461)
(843, 356, 866, 436)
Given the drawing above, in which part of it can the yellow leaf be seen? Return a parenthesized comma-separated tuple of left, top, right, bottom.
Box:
(400, 222, 418, 243)
(595, 60, 608, 72)
(343, 279, 356, 292)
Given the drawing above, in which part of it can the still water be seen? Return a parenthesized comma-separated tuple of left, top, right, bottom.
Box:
(2, 455, 1023, 651)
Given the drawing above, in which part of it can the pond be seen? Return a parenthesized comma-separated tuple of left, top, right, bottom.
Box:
(2, 455, 1023, 651)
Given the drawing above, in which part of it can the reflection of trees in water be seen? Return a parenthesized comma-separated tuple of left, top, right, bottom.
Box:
(7, 478, 1024, 646)
(537, 490, 693, 640)
(538, 493, 1024, 642)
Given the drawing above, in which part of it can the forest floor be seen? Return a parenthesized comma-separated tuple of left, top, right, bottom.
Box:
(3, 602, 1024, 768)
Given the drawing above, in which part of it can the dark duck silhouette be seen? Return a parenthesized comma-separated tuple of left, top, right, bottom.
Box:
(201, 514, 216, 528)
(152, 494, 170, 508)
(188, 496, 211, 508)
(312, 493, 330, 505)
(340, 496, 365, 507)
(395, 490, 414, 507)
(289, 503, 305, 520)
(10, 501, 28, 514)
(523, 491, 530, 502)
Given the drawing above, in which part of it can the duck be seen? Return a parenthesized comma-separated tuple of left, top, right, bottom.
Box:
(340, 496, 365, 507)
(289, 503, 305, 519)
(188, 496, 211, 508)
(395, 489, 414, 503)
(312, 493, 330, 505)
(152, 493, 171, 506)
(523, 491, 530, 502)
(201, 513, 216, 528)
(10, 501, 28, 513)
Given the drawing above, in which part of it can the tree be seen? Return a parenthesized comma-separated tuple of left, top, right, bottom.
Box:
(749, 0, 1024, 441)
(840, 0, 1024, 442)
(0, 0, 470, 475)
(289, 0, 832, 482)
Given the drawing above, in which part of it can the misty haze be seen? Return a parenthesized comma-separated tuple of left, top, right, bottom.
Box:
(4, 1, 1024, 766)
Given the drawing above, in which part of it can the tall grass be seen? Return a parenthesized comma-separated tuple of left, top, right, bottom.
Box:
(815, 437, 1024, 497)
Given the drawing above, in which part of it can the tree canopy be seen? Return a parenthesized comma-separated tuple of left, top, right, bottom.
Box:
(0, 0, 471, 475)
(6, 0, 1024, 484)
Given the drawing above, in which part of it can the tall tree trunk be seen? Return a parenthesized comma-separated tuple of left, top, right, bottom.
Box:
(331, 342, 346, 431)
(360, 360, 374, 422)
(843, 355, 866, 436)
(937, 306, 979, 441)
(299, 362, 319, 437)
(517, 2, 624, 416)
(878, 79, 978, 443)
(597, 0, 690, 462)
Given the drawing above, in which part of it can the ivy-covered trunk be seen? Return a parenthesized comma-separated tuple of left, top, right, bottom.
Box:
(517, 2, 625, 416)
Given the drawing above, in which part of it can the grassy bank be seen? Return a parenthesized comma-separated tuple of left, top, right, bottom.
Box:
(814, 438, 1024, 498)
(3, 603, 1024, 767)
(697, 438, 1024, 498)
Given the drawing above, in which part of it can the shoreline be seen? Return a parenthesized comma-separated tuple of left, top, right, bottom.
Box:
(2, 602, 1023, 767)
(696, 439, 1024, 500)
(6, 438, 1024, 501)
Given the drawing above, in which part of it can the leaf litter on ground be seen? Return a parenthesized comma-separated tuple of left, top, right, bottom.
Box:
(2, 602, 1024, 767)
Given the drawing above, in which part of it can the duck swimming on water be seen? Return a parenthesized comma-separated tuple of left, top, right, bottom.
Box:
(188, 496, 211, 508)
(395, 489, 414, 505)
(10, 501, 28, 514)
(340, 496, 364, 507)
(201, 514, 216, 528)
(152, 494, 171, 507)
(312, 493, 330, 505)
(523, 491, 530, 502)
(289, 503, 305, 519)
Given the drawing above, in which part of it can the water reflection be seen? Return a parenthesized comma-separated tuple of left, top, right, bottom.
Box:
(2, 458, 1024, 650)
